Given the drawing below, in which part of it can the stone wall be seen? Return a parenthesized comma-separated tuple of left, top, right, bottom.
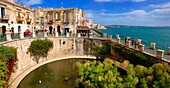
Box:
(1, 37, 84, 85)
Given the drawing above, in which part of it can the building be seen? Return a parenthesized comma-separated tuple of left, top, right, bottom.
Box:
(84, 19, 93, 28)
(0, 0, 34, 34)
(34, 7, 84, 35)
(0, 0, 85, 35)
(92, 24, 106, 30)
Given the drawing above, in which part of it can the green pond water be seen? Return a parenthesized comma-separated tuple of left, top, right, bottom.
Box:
(17, 58, 90, 88)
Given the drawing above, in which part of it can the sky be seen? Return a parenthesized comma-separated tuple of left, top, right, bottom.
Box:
(17, 0, 170, 26)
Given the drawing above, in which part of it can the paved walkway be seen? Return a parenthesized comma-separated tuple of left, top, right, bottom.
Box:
(111, 38, 170, 62)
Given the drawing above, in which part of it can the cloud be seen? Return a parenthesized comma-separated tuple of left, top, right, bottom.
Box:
(149, 2, 170, 9)
(84, 10, 94, 19)
(21, 0, 43, 6)
(132, 0, 146, 2)
(85, 8, 170, 26)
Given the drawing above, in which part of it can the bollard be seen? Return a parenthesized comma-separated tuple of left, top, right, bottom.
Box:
(89, 33, 93, 38)
(108, 35, 112, 40)
(150, 42, 156, 50)
(44, 32, 48, 37)
(168, 47, 170, 55)
(116, 34, 119, 39)
(20, 32, 24, 39)
(66, 33, 70, 37)
(139, 44, 145, 52)
(32, 27, 36, 38)
(127, 36, 130, 40)
(156, 49, 164, 59)
(55, 32, 59, 37)
(117, 37, 121, 44)
(137, 39, 142, 45)
(78, 33, 81, 38)
(6, 32, 12, 41)
(126, 41, 131, 47)
(103, 33, 107, 38)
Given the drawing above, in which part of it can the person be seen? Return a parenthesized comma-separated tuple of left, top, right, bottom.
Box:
(125, 37, 127, 45)
(132, 38, 135, 45)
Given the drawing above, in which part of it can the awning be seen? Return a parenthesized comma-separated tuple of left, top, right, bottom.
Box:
(77, 26, 91, 30)
(64, 25, 70, 28)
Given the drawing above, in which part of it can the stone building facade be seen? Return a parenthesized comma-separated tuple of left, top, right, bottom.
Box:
(0, 0, 34, 33)
(34, 7, 84, 35)
(84, 19, 93, 28)
(0, 0, 85, 35)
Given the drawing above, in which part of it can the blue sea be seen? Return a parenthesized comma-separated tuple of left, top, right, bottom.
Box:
(99, 27, 170, 52)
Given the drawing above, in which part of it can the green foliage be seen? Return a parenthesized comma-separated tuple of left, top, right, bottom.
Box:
(0, 46, 17, 88)
(112, 44, 159, 67)
(28, 39, 53, 63)
(93, 42, 110, 55)
(76, 59, 170, 88)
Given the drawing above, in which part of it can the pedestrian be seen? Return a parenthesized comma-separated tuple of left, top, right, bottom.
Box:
(125, 37, 127, 45)
(132, 38, 135, 45)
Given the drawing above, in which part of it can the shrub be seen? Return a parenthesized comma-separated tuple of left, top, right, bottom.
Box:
(28, 39, 53, 63)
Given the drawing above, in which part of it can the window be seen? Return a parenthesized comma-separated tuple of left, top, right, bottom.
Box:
(1, 7, 5, 18)
(49, 14, 53, 22)
(57, 13, 60, 19)
(66, 13, 69, 21)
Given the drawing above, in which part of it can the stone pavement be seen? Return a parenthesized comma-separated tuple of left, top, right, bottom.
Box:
(111, 38, 170, 62)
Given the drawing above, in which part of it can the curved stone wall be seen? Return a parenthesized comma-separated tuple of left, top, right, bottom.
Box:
(1, 37, 90, 88)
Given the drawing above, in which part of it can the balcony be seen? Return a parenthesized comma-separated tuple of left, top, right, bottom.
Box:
(55, 19, 61, 21)
(26, 18, 32, 24)
(0, 15, 9, 23)
(17, 16, 24, 23)
(48, 20, 53, 24)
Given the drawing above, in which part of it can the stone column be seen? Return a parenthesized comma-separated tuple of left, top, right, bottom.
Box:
(78, 33, 81, 38)
(168, 47, 170, 55)
(32, 27, 36, 38)
(6, 32, 12, 41)
(150, 42, 156, 50)
(20, 31, 24, 39)
(90, 33, 93, 38)
(117, 37, 121, 44)
(116, 34, 119, 39)
(137, 39, 142, 45)
(156, 49, 164, 59)
(126, 41, 131, 47)
(139, 44, 145, 52)
(55, 32, 59, 37)
(66, 32, 70, 37)
(44, 32, 48, 38)
(108, 35, 112, 40)
(103, 33, 107, 38)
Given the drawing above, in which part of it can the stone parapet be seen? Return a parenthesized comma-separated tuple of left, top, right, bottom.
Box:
(6, 32, 12, 41)
(156, 49, 164, 59)
(150, 42, 156, 50)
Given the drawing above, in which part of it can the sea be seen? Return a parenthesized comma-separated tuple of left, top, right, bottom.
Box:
(99, 27, 170, 52)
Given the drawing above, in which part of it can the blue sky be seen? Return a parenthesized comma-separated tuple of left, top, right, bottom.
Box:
(17, 0, 170, 26)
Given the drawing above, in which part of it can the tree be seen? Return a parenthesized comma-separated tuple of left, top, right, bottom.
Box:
(28, 39, 53, 63)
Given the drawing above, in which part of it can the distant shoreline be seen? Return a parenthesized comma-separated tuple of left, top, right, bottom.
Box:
(105, 25, 170, 29)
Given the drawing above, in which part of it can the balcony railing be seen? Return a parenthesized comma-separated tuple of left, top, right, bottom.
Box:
(0, 15, 9, 23)
(17, 16, 24, 23)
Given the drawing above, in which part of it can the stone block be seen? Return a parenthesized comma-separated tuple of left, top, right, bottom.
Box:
(156, 49, 164, 59)
(150, 42, 156, 50)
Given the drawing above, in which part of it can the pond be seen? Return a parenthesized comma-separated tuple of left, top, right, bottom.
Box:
(17, 58, 92, 88)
